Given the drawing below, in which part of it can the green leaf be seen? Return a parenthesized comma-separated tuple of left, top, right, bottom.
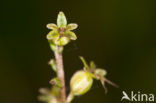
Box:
(57, 11, 67, 27)
(66, 23, 78, 30)
(65, 31, 77, 40)
(46, 23, 58, 30)
(79, 56, 89, 70)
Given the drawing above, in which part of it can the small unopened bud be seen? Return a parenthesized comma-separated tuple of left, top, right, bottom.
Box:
(70, 70, 93, 96)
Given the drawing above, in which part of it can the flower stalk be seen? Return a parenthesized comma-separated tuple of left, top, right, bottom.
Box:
(54, 46, 66, 103)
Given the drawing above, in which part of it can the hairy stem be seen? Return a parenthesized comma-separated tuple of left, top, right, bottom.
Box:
(54, 46, 66, 103)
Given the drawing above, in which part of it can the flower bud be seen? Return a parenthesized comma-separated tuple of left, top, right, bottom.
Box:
(70, 70, 93, 96)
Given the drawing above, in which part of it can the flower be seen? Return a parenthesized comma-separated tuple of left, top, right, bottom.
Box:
(46, 12, 78, 46)
(79, 56, 119, 94)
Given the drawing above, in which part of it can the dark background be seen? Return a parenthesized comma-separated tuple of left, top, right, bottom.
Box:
(1, 0, 156, 103)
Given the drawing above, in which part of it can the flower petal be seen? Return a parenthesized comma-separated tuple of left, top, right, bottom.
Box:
(46, 23, 57, 30)
(46, 30, 59, 40)
(66, 23, 78, 30)
(65, 31, 77, 40)
(95, 69, 107, 77)
(90, 61, 96, 69)
(57, 12, 67, 27)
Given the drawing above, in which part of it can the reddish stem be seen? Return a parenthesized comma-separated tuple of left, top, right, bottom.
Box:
(54, 46, 66, 103)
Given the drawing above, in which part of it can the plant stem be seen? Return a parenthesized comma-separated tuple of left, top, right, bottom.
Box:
(54, 46, 66, 103)
(67, 92, 74, 103)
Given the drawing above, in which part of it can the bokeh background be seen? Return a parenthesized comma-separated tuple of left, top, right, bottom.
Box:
(1, 0, 156, 103)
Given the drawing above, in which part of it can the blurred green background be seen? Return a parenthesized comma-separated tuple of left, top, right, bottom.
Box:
(1, 0, 156, 103)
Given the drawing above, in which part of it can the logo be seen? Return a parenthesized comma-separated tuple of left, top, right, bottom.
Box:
(121, 91, 155, 102)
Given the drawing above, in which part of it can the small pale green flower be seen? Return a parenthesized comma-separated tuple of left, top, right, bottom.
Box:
(38, 88, 58, 103)
(46, 11, 78, 46)
(79, 56, 118, 94)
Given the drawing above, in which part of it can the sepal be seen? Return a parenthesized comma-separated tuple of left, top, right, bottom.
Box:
(65, 31, 77, 40)
(66, 23, 78, 30)
(57, 12, 67, 28)
(47, 23, 58, 30)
